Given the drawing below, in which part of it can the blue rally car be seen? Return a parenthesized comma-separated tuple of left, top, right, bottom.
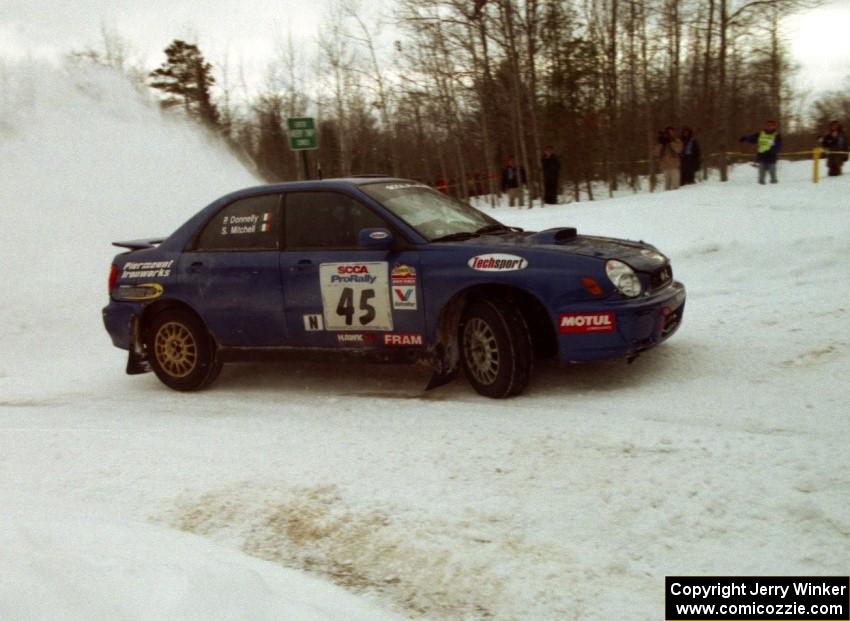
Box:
(103, 178, 685, 398)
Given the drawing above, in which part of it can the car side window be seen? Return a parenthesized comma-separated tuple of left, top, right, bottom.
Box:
(195, 194, 281, 251)
(284, 191, 386, 249)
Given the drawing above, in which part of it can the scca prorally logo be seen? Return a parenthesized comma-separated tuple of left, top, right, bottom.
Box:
(331, 264, 376, 284)
(467, 254, 528, 272)
(559, 312, 616, 334)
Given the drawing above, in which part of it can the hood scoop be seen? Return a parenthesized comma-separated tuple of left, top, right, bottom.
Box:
(529, 227, 577, 245)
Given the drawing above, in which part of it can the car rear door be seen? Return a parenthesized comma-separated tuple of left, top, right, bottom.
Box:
(279, 190, 425, 349)
(179, 192, 286, 346)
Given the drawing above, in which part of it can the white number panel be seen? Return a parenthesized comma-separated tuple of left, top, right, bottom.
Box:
(319, 262, 393, 331)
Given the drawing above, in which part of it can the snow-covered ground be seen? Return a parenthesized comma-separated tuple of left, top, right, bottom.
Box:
(2, 63, 848, 620)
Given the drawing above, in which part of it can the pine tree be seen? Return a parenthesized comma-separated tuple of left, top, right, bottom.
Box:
(149, 40, 219, 128)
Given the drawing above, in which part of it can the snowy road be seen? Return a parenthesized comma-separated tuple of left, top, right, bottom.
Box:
(2, 64, 848, 620)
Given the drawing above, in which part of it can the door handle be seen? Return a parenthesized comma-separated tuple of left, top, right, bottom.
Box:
(188, 261, 204, 273)
(290, 259, 314, 272)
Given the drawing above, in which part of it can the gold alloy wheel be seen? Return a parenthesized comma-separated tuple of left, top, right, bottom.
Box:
(154, 321, 198, 378)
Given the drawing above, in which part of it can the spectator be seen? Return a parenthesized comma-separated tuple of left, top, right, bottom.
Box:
(656, 126, 683, 190)
(436, 175, 448, 194)
(739, 119, 782, 184)
(501, 157, 526, 207)
(818, 120, 847, 177)
(541, 145, 561, 205)
(680, 126, 701, 185)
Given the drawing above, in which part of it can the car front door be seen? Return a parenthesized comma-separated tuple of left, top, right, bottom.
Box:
(279, 190, 425, 349)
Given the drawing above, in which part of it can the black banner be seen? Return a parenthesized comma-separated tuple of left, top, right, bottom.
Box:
(666, 577, 849, 620)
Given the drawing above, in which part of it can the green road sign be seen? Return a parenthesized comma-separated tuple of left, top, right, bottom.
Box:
(287, 117, 318, 151)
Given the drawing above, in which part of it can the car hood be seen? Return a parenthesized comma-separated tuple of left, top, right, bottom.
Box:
(451, 227, 668, 271)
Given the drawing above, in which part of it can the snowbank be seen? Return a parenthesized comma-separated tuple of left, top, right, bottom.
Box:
(0, 61, 400, 621)
(1, 511, 399, 621)
(0, 61, 258, 393)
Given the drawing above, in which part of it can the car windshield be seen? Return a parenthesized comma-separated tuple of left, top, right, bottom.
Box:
(360, 182, 503, 241)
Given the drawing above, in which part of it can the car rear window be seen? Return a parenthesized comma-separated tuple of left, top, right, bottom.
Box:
(195, 194, 281, 251)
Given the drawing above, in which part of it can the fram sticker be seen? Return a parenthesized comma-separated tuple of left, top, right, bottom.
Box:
(559, 312, 616, 334)
(384, 333, 423, 346)
(467, 254, 528, 272)
(303, 314, 324, 332)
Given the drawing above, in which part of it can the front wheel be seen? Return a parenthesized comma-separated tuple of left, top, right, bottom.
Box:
(459, 299, 532, 398)
(145, 309, 222, 391)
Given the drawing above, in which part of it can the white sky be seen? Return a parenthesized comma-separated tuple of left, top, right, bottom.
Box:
(0, 0, 848, 97)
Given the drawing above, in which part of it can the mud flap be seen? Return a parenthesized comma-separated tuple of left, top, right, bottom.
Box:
(126, 347, 151, 375)
(424, 368, 458, 391)
(125, 315, 151, 375)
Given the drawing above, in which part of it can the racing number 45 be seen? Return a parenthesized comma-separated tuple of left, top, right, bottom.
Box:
(336, 287, 377, 326)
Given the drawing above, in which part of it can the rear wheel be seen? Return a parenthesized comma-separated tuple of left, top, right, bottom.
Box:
(145, 309, 221, 391)
(459, 299, 532, 398)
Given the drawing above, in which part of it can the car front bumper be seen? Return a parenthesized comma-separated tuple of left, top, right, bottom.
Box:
(556, 281, 686, 362)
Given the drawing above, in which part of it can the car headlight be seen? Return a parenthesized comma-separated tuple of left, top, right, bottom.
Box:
(606, 259, 642, 297)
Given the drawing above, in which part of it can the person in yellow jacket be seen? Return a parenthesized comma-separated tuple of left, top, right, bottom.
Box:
(656, 126, 683, 190)
(739, 120, 782, 184)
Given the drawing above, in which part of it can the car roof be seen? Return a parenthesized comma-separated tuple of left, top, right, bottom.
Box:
(229, 177, 416, 197)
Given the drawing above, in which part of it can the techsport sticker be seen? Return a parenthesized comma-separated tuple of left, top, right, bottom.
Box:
(303, 314, 324, 332)
(383, 333, 423, 346)
(391, 264, 417, 310)
(319, 262, 392, 331)
(121, 260, 173, 279)
(467, 254, 528, 272)
(559, 312, 616, 334)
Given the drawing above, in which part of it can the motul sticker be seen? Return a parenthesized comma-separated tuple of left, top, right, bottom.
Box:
(383, 333, 423, 346)
(467, 254, 528, 272)
(559, 312, 616, 334)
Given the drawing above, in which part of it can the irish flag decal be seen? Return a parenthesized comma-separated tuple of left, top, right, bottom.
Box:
(260, 212, 272, 232)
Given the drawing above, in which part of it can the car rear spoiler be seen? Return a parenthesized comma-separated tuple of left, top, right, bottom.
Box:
(112, 238, 166, 251)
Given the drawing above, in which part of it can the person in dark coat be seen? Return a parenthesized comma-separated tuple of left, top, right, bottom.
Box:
(739, 119, 782, 184)
(818, 121, 848, 177)
(501, 157, 527, 207)
(541, 145, 561, 205)
(679, 126, 701, 185)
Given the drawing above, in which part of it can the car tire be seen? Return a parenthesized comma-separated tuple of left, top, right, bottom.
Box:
(459, 298, 532, 398)
(145, 309, 222, 391)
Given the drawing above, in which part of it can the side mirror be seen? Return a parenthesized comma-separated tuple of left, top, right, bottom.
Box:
(358, 227, 394, 250)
